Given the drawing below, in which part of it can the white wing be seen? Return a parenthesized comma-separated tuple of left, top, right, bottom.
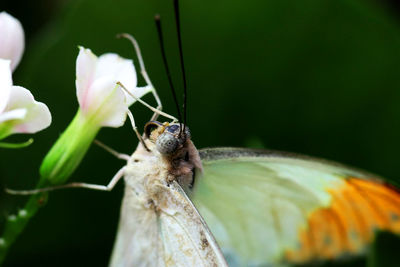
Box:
(110, 179, 227, 267)
(109, 185, 163, 267)
(156, 180, 227, 267)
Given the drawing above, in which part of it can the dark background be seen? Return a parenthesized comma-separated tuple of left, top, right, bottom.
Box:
(1, 0, 400, 266)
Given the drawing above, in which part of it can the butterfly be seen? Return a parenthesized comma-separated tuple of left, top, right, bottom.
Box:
(106, 110, 400, 266)
(100, 97, 400, 266)
(109, 15, 400, 267)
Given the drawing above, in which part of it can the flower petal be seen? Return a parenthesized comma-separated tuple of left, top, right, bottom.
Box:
(0, 108, 26, 123)
(96, 53, 137, 92)
(83, 77, 128, 127)
(0, 12, 25, 71)
(5, 86, 51, 133)
(0, 59, 12, 113)
(76, 47, 97, 110)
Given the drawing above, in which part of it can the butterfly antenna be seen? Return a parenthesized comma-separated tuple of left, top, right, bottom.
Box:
(173, 0, 188, 136)
(154, 14, 183, 128)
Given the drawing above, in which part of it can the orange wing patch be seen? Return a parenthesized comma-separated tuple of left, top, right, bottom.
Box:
(285, 177, 400, 263)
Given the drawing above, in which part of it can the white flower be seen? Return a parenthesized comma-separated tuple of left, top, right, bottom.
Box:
(40, 47, 152, 182)
(75, 47, 152, 127)
(0, 59, 51, 139)
(0, 12, 25, 72)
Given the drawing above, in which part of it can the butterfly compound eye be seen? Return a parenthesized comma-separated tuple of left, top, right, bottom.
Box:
(165, 124, 191, 139)
(156, 133, 179, 154)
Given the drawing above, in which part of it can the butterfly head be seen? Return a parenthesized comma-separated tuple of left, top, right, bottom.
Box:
(144, 121, 191, 155)
(144, 120, 202, 191)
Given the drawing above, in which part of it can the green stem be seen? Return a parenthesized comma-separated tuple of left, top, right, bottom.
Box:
(0, 109, 100, 263)
(0, 138, 34, 149)
(0, 180, 48, 263)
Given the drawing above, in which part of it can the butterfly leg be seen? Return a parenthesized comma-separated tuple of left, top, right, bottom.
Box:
(94, 140, 130, 161)
(117, 82, 177, 122)
(6, 167, 126, 195)
(126, 109, 150, 151)
(117, 33, 163, 121)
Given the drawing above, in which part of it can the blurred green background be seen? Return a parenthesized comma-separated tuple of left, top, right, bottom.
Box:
(1, 0, 400, 266)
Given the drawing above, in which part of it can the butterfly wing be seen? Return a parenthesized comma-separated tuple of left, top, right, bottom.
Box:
(192, 147, 400, 266)
(109, 185, 162, 267)
(155, 180, 228, 267)
(110, 178, 227, 267)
